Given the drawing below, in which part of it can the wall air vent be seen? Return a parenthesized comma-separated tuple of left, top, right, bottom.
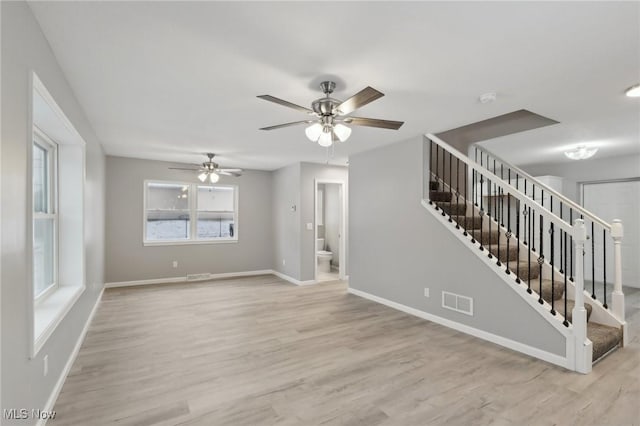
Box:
(442, 291, 474, 316)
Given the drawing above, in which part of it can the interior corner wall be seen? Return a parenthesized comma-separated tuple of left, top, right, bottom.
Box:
(272, 163, 301, 280)
(349, 136, 565, 356)
(105, 156, 273, 283)
(299, 162, 348, 281)
(1, 2, 106, 423)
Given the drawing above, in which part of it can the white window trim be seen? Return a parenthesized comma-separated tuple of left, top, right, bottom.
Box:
(29, 72, 86, 358)
(33, 130, 59, 301)
(143, 179, 239, 246)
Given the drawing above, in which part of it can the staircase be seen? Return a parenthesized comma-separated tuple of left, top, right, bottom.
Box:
(423, 134, 626, 373)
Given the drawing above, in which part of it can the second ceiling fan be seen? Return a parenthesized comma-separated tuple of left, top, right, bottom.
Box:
(258, 81, 404, 147)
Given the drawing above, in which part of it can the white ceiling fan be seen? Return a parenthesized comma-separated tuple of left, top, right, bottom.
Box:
(169, 153, 243, 183)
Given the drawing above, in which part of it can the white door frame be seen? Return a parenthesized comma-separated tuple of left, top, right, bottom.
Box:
(314, 179, 346, 280)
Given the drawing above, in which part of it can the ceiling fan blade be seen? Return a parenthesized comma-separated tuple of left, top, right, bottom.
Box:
(218, 170, 242, 177)
(334, 87, 384, 115)
(259, 120, 313, 130)
(169, 167, 200, 171)
(257, 95, 314, 114)
(344, 116, 404, 130)
(218, 168, 243, 173)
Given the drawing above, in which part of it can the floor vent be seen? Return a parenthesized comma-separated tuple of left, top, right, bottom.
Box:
(186, 273, 212, 281)
(442, 291, 474, 316)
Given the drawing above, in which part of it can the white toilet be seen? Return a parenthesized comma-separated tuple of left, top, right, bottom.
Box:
(316, 238, 333, 273)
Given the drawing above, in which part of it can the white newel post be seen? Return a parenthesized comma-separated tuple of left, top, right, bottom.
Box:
(611, 219, 625, 323)
(572, 219, 592, 374)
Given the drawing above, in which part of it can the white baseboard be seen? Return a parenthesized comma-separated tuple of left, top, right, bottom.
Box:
(39, 287, 104, 426)
(105, 269, 274, 288)
(347, 287, 570, 370)
(271, 270, 317, 286)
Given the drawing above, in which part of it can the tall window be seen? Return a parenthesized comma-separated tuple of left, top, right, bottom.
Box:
(144, 181, 238, 244)
(33, 133, 58, 299)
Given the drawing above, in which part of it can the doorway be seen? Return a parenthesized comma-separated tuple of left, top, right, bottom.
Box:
(314, 180, 346, 282)
(581, 178, 640, 289)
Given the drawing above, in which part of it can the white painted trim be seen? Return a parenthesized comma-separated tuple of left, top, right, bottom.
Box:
(271, 270, 317, 286)
(33, 286, 86, 357)
(105, 269, 275, 288)
(38, 288, 104, 426)
(314, 179, 347, 281)
(348, 287, 570, 370)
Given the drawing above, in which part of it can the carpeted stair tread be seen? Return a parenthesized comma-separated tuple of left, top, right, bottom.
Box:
(451, 215, 483, 230)
(470, 229, 501, 245)
(554, 300, 593, 322)
(523, 278, 563, 300)
(486, 244, 518, 262)
(436, 202, 467, 215)
(429, 181, 440, 191)
(588, 322, 623, 362)
(430, 191, 453, 202)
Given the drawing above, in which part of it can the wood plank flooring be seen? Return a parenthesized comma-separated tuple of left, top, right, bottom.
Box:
(50, 275, 640, 426)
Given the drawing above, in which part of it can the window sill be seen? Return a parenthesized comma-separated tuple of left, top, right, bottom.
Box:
(143, 239, 238, 247)
(33, 285, 85, 357)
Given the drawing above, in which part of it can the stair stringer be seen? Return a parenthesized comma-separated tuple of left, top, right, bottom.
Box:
(421, 199, 579, 371)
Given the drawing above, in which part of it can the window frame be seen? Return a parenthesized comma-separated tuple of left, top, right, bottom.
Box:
(32, 128, 59, 302)
(143, 180, 239, 246)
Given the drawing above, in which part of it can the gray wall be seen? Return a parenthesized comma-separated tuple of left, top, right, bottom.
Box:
(349, 136, 566, 356)
(272, 163, 301, 279)
(1, 2, 106, 422)
(300, 162, 348, 281)
(105, 156, 273, 283)
(523, 154, 640, 202)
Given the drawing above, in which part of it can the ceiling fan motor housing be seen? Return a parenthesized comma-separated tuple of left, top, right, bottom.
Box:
(312, 97, 341, 116)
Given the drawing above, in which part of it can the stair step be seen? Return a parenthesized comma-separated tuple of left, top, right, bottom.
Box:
(430, 191, 453, 202)
(436, 202, 467, 215)
(470, 229, 501, 245)
(524, 278, 564, 300)
(429, 181, 439, 191)
(451, 215, 483, 230)
(554, 300, 593, 322)
(486, 244, 518, 262)
(588, 322, 623, 362)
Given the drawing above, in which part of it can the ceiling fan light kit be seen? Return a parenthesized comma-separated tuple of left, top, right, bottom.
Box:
(258, 80, 404, 148)
(169, 153, 243, 181)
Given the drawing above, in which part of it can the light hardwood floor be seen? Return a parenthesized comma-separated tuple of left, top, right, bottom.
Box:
(50, 275, 640, 426)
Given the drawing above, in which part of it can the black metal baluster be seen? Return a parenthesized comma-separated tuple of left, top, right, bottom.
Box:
(527, 207, 533, 294)
(570, 208, 574, 281)
(463, 163, 468, 237)
(441, 146, 446, 217)
(471, 169, 477, 244)
(448, 152, 453, 222)
(434, 144, 440, 210)
(428, 140, 433, 204)
(523, 180, 528, 246)
(487, 178, 493, 259)
(603, 229, 608, 309)
(532, 184, 536, 252)
(493, 159, 497, 220)
(563, 230, 569, 326)
(500, 164, 505, 227)
(538, 215, 544, 304)
(495, 182, 500, 264)
(455, 158, 460, 229)
(591, 221, 596, 299)
(474, 150, 479, 206)
(550, 221, 556, 315)
(505, 170, 512, 275)
(559, 203, 563, 273)
(479, 173, 485, 251)
(515, 198, 521, 283)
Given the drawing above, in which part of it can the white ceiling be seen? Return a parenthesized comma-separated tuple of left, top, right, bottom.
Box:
(29, 1, 640, 170)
